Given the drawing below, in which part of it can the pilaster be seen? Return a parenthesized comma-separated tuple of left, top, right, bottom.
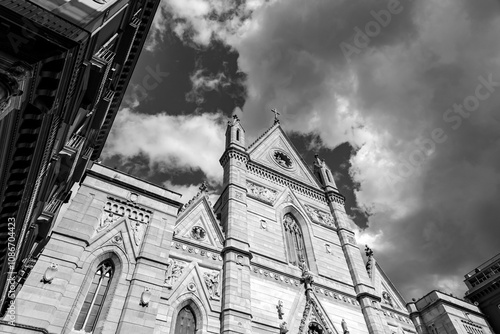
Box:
(219, 116, 253, 333)
(327, 191, 386, 334)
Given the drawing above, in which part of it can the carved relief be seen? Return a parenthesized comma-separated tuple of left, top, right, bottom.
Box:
(246, 181, 278, 204)
(97, 211, 119, 232)
(165, 259, 187, 287)
(203, 271, 220, 299)
(130, 221, 146, 246)
(191, 226, 206, 240)
(273, 150, 293, 169)
(276, 300, 284, 319)
(304, 205, 335, 228)
(96, 197, 151, 233)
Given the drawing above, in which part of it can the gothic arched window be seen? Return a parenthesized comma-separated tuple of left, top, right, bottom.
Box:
(174, 306, 197, 334)
(283, 213, 307, 267)
(74, 260, 114, 332)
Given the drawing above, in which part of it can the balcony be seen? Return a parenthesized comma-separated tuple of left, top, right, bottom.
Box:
(59, 133, 85, 157)
(38, 197, 63, 222)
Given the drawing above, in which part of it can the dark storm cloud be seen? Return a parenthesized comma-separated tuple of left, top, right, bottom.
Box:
(106, 0, 500, 301)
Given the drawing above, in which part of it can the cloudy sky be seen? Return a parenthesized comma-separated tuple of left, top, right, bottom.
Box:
(102, 0, 500, 301)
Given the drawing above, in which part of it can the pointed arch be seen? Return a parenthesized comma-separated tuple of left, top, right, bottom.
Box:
(279, 203, 318, 274)
(168, 295, 207, 334)
(64, 250, 126, 333)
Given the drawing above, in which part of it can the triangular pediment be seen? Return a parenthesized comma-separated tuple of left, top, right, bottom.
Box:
(163, 261, 220, 312)
(291, 293, 340, 334)
(247, 124, 322, 190)
(373, 262, 408, 312)
(175, 197, 224, 250)
(83, 218, 138, 264)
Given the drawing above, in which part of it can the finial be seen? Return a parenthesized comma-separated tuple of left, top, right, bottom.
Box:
(365, 245, 374, 257)
(271, 108, 280, 124)
(199, 181, 208, 192)
(314, 153, 324, 167)
(228, 114, 240, 125)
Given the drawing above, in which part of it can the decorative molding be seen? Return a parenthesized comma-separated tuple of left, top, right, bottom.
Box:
(247, 162, 327, 204)
(304, 204, 335, 228)
(172, 241, 223, 262)
(247, 181, 278, 205)
(251, 266, 359, 308)
(381, 309, 413, 325)
(96, 197, 152, 233)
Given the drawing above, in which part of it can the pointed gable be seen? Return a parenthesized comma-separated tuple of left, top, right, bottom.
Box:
(372, 262, 408, 311)
(175, 196, 224, 250)
(247, 124, 322, 190)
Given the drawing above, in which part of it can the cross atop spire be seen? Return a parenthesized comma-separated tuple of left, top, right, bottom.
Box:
(271, 108, 280, 124)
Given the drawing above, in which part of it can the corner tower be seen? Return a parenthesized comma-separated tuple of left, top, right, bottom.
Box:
(218, 115, 253, 333)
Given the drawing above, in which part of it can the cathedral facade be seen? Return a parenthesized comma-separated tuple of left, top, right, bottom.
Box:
(1, 118, 418, 334)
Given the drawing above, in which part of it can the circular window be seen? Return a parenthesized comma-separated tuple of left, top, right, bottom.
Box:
(272, 150, 293, 169)
(191, 226, 206, 240)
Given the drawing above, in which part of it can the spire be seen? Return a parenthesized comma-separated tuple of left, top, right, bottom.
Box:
(225, 114, 245, 149)
(312, 153, 338, 191)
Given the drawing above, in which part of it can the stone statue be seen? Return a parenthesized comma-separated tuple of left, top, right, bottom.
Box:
(279, 321, 288, 334)
(299, 259, 314, 290)
(165, 259, 185, 287)
(276, 300, 284, 319)
(341, 319, 349, 334)
(365, 245, 374, 257)
(203, 271, 220, 299)
(97, 212, 116, 232)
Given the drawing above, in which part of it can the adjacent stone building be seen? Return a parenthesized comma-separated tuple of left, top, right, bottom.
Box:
(1, 118, 418, 333)
(464, 252, 500, 333)
(407, 290, 495, 334)
(0, 0, 161, 314)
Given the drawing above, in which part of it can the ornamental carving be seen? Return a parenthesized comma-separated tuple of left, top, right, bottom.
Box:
(97, 211, 119, 232)
(304, 205, 335, 228)
(273, 150, 293, 169)
(130, 221, 146, 246)
(191, 226, 206, 240)
(247, 181, 278, 204)
(203, 271, 220, 299)
(96, 197, 151, 233)
(165, 259, 187, 287)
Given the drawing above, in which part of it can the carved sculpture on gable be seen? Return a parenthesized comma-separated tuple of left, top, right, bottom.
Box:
(247, 181, 278, 204)
(276, 300, 284, 319)
(341, 319, 349, 334)
(273, 150, 293, 168)
(304, 205, 334, 228)
(165, 258, 187, 287)
(382, 291, 394, 308)
(203, 271, 220, 299)
(97, 212, 119, 232)
(299, 259, 314, 293)
(130, 221, 145, 246)
(279, 321, 288, 334)
(191, 226, 206, 240)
